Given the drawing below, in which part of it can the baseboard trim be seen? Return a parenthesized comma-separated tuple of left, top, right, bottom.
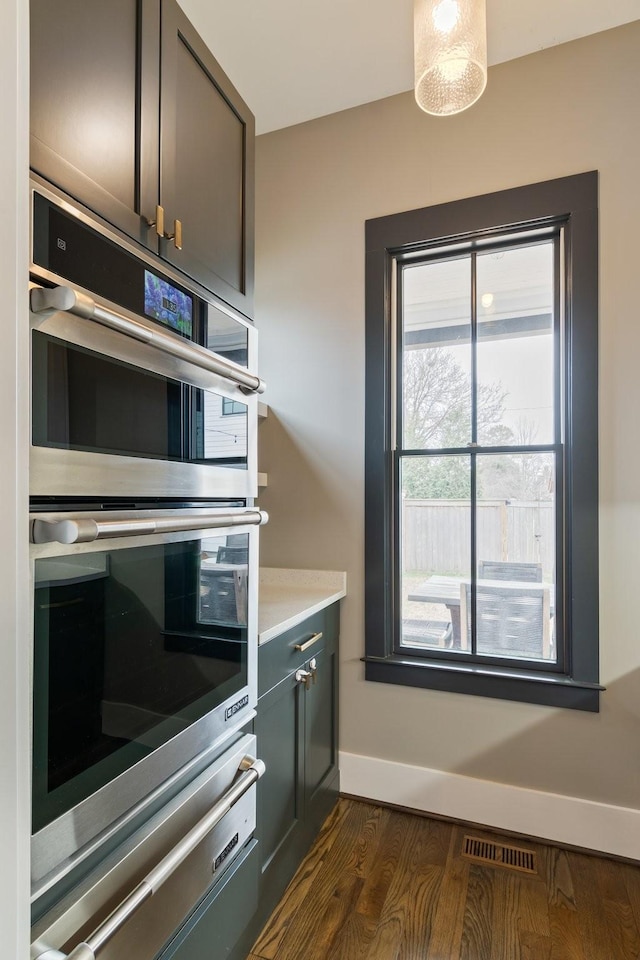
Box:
(339, 751, 640, 862)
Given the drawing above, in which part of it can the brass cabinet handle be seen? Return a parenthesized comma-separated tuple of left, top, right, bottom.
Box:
(146, 204, 165, 238)
(165, 218, 183, 250)
(294, 631, 323, 653)
(145, 207, 182, 250)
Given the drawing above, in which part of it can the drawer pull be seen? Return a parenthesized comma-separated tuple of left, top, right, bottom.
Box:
(294, 631, 323, 653)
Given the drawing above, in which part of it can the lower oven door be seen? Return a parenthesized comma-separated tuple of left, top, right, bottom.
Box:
(30, 505, 266, 896)
(31, 733, 264, 960)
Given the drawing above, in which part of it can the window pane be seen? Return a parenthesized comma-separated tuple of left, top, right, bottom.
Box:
(473, 452, 556, 662)
(400, 456, 471, 653)
(402, 258, 471, 449)
(476, 243, 555, 446)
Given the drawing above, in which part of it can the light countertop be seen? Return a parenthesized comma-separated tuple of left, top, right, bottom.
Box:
(258, 568, 347, 644)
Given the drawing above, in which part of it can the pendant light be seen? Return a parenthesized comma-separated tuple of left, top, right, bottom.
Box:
(414, 0, 487, 116)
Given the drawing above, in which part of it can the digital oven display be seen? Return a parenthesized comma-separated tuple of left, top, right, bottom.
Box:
(144, 270, 193, 338)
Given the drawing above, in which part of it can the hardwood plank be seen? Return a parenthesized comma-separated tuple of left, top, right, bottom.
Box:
(596, 856, 640, 958)
(520, 930, 553, 960)
(545, 846, 578, 910)
(488, 869, 550, 960)
(398, 867, 442, 960)
(602, 897, 640, 960)
(548, 902, 587, 960)
(460, 865, 494, 960)
(621, 861, 640, 931)
(490, 872, 521, 960)
(303, 872, 366, 960)
(569, 851, 613, 960)
(398, 821, 448, 958)
(347, 802, 390, 879)
(425, 827, 470, 960)
(357, 811, 419, 922)
(365, 814, 442, 960)
(320, 911, 381, 960)
(517, 874, 551, 938)
(419, 817, 453, 869)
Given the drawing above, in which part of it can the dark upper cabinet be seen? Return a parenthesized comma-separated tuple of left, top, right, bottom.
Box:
(30, 0, 254, 319)
(30, 0, 160, 249)
(159, 2, 254, 315)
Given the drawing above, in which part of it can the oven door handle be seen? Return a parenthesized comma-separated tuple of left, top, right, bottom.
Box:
(32, 756, 266, 960)
(30, 283, 266, 396)
(32, 509, 269, 545)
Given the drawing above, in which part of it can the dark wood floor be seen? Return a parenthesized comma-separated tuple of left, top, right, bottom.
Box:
(250, 798, 640, 960)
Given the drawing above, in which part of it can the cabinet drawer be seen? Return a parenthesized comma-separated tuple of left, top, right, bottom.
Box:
(258, 605, 338, 698)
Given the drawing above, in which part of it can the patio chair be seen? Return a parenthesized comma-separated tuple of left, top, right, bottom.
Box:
(478, 559, 543, 583)
(460, 581, 550, 659)
(217, 544, 248, 564)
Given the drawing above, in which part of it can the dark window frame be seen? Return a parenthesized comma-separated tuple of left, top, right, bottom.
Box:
(364, 173, 601, 711)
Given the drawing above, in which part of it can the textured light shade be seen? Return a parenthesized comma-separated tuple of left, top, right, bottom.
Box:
(414, 0, 487, 116)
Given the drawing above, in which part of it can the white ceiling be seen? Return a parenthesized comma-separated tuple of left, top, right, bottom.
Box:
(178, 0, 640, 134)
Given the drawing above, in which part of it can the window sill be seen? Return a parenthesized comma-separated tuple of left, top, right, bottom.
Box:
(362, 654, 602, 712)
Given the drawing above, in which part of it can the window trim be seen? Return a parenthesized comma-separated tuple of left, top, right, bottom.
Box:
(364, 172, 601, 711)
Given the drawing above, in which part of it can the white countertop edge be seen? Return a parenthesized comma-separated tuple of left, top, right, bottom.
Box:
(258, 568, 347, 644)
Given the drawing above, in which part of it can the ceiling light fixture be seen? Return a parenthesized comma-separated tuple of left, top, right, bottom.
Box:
(414, 0, 487, 116)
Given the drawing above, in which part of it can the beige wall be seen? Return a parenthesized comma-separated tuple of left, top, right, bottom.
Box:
(255, 22, 640, 810)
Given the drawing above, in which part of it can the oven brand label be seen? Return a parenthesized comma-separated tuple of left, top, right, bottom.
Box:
(213, 833, 239, 872)
(225, 695, 249, 721)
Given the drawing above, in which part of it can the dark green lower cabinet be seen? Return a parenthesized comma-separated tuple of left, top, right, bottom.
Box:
(253, 603, 340, 932)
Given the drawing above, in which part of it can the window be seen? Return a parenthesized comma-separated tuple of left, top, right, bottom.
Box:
(364, 173, 600, 711)
(222, 397, 246, 416)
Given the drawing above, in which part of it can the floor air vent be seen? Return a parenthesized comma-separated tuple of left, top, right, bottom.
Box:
(461, 835, 537, 874)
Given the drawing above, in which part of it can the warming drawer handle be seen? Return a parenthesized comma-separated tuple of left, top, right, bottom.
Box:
(31, 509, 269, 545)
(31, 756, 266, 960)
(29, 283, 266, 396)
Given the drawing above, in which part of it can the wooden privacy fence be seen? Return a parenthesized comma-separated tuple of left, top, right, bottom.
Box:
(403, 499, 555, 579)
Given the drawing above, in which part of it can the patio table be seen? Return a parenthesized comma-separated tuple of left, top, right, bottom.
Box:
(407, 575, 554, 649)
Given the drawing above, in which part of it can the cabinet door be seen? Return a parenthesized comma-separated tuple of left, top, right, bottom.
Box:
(30, 0, 160, 247)
(159, 0, 255, 317)
(304, 638, 339, 825)
(255, 670, 304, 887)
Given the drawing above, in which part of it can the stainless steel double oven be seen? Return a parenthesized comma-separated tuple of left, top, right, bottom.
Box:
(29, 179, 266, 960)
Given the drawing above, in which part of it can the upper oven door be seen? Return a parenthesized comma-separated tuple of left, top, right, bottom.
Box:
(29, 181, 262, 500)
(30, 504, 266, 894)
